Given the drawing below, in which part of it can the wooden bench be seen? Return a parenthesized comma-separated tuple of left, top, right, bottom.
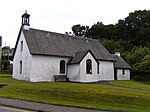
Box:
(54, 75, 67, 82)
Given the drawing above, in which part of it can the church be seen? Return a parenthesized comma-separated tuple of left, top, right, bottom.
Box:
(12, 12, 131, 82)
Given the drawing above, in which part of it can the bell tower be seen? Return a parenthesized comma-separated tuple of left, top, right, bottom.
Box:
(22, 10, 30, 29)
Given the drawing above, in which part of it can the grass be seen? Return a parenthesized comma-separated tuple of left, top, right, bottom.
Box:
(109, 80, 150, 90)
(0, 73, 26, 84)
(0, 74, 150, 112)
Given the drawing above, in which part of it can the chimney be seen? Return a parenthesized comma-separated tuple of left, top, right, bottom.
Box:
(115, 52, 120, 57)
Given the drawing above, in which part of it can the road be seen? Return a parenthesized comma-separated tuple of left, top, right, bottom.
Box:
(0, 105, 35, 112)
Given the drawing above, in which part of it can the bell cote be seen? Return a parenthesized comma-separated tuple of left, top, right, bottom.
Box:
(22, 10, 30, 29)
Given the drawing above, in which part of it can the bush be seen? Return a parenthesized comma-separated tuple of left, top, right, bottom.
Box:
(132, 72, 150, 81)
(1, 60, 10, 70)
(0, 70, 12, 74)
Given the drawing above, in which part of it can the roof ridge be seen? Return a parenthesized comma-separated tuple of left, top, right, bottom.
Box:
(29, 28, 99, 41)
(111, 54, 131, 69)
(74, 49, 89, 54)
(22, 27, 115, 61)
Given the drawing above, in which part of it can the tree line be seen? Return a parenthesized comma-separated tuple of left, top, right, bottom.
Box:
(68, 10, 150, 75)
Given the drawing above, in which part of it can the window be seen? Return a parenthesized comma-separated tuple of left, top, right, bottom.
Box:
(20, 61, 22, 74)
(60, 60, 65, 74)
(97, 63, 99, 74)
(86, 59, 92, 74)
(122, 69, 125, 75)
(21, 41, 23, 51)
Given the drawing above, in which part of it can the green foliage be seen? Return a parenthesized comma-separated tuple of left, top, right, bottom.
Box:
(100, 38, 124, 54)
(0, 70, 12, 74)
(125, 46, 150, 72)
(121, 10, 150, 46)
(71, 10, 150, 46)
(71, 10, 150, 74)
(1, 60, 10, 70)
(132, 74, 150, 82)
(97, 10, 150, 46)
(72, 24, 90, 37)
(136, 55, 150, 72)
(90, 22, 107, 39)
(136, 27, 150, 45)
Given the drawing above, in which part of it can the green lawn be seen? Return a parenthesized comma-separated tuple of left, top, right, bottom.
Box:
(109, 80, 150, 90)
(0, 74, 150, 112)
(0, 73, 26, 84)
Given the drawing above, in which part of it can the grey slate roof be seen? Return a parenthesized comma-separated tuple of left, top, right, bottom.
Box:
(112, 55, 131, 69)
(69, 50, 89, 64)
(23, 28, 115, 61)
(68, 50, 99, 64)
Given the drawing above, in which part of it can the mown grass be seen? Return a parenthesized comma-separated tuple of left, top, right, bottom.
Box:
(0, 73, 26, 84)
(0, 74, 150, 112)
(109, 80, 150, 90)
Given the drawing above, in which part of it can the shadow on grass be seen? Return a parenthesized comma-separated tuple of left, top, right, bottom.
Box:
(0, 84, 7, 88)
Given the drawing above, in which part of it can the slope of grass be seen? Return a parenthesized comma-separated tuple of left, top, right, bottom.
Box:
(0, 81, 150, 112)
(109, 80, 150, 90)
(0, 73, 26, 84)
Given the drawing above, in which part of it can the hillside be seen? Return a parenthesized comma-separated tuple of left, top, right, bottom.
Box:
(0, 74, 150, 112)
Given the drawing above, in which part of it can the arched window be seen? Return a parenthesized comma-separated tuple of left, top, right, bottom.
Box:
(60, 60, 65, 74)
(86, 59, 92, 74)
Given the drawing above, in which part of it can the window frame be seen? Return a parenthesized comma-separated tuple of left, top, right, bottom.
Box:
(97, 62, 99, 74)
(86, 59, 92, 74)
(60, 60, 66, 74)
(21, 41, 23, 51)
(122, 69, 125, 75)
(20, 61, 22, 74)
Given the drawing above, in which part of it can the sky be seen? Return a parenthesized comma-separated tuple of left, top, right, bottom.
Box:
(0, 0, 149, 48)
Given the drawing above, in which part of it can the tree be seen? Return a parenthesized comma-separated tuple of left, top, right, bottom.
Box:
(136, 27, 150, 46)
(100, 38, 124, 54)
(71, 10, 150, 46)
(1, 59, 10, 70)
(116, 20, 130, 41)
(90, 22, 108, 39)
(125, 46, 150, 71)
(120, 10, 150, 46)
(136, 54, 150, 73)
(70, 10, 150, 73)
(72, 24, 90, 37)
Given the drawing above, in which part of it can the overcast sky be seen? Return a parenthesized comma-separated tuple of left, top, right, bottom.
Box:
(0, 0, 149, 48)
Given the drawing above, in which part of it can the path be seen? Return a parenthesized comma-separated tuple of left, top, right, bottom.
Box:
(0, 105, 34, 112)
(0, 98, 113, 112)
(97, 81, 150, 92)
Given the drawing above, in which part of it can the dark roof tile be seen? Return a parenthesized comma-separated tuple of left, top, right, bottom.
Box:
(112, 55, 131, 69)
(23, 28, 115, 61)
(69, 50, 89, 64)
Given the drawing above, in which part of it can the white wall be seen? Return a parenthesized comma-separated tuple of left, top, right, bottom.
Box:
(67, 64, 80, 82)
(80, 52, 99, 82)
(13, 31, 32, 81)
(99, 61, 114, 80)
(12, 30, 115, 82)
(30, 55, 70, 82)
(117, 69, 130, 80)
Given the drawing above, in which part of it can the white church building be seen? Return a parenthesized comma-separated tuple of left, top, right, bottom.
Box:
(12, 12, 131, 82)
